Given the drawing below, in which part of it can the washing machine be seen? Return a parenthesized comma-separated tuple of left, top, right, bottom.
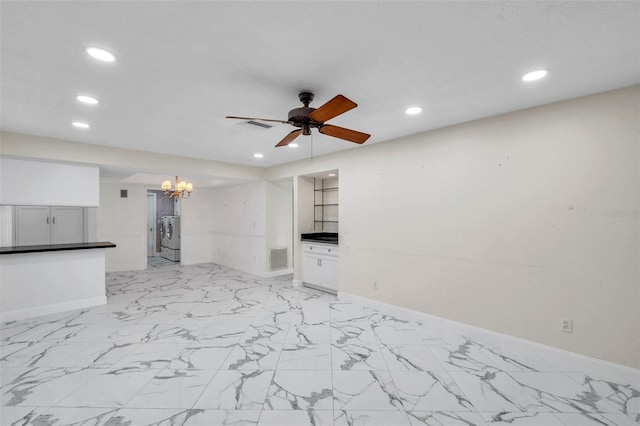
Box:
(160, 215, 181, 261)
(160, 217, 167, 248)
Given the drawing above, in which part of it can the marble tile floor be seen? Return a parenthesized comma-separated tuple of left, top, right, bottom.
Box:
(1, 262, 638, 426)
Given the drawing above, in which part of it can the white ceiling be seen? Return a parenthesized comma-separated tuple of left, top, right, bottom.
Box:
(1, 1, 639, 169)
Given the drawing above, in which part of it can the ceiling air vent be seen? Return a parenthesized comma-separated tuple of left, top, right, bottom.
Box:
(245, 120, 273, 129)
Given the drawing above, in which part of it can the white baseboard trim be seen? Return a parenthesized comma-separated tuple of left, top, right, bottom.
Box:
(0, 296, 107, 323)
(255, 268, 293, 279)
(292, 279, 303, 289)
(303, 282, 337, 295)
(338, 292, 639, 385)
(175, 260, 293, 279)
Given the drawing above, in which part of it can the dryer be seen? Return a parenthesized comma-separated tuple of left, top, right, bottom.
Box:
(160, 215, 181, 261)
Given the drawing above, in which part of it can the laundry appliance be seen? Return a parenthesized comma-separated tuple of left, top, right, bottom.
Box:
(160, 215, 181, 261)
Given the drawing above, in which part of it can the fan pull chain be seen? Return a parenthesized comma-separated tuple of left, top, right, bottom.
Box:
(310, 130, 314, 163)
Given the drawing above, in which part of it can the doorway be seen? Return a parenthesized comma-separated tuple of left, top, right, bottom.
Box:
(146, 189, 176, 264)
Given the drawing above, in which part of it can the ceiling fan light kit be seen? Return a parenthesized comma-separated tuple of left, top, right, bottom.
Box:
(226, 92, 371, 147)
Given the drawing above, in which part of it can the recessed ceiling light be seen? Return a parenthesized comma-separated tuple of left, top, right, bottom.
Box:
(85, 47, 116, 62)
(328, 173, 336, 177)
(72, 121, 90, 129)
(76, 95, 99, 105)
(288, 143, 298, 148)
(254, 153, 264, 158)
(405, 106, 422, 115)
(522, 69, 548, 82)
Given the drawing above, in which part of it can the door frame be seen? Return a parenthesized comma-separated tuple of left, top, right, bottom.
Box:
(146, 191, 157, 259)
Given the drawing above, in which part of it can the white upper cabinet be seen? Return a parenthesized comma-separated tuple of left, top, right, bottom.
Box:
(15, 206, 51, 245)
(50, 207, 84, 244)
(15, 206, 85, 246)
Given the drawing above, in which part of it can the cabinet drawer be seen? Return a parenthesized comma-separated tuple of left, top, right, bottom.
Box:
(302, 243, 338, 257)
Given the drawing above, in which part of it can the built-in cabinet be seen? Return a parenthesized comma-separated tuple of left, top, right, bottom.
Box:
(15, 206, 84, 246)
(301, 242, 338, 293)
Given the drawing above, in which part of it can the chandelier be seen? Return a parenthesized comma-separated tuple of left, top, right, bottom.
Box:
(161, 176, 193, 199)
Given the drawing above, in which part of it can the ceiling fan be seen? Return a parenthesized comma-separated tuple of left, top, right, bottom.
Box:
(226, 92, 371, 147)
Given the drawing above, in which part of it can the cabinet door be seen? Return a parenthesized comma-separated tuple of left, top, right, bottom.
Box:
(51, 207, 84, 244)
(320, 256, 339, 291)
(15, 206, 51, 245)
(302, 253, 322, 286)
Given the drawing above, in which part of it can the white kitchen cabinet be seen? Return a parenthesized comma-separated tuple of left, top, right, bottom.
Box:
(15, 206, 84, 246)
(15, 206, 50, 245)
(301, 242, 338, 293)
(302, 252, 322, 286)
(50, 207, 85, 244)
(320, 255, 338, 289)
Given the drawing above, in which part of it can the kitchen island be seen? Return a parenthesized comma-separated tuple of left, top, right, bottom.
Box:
(0, 241, 116, 322)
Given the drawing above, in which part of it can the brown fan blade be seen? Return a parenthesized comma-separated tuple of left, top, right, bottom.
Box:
(309, 95, 357, 122)
(319, 124, 370, 144)
(275, 129, 302, 147)
(226, 115, 291, 124)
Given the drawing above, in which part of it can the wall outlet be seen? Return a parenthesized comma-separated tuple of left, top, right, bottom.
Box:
(308, 223, 313, 230)
(373, 280, 378, 290)
(561, 318, 573, 333)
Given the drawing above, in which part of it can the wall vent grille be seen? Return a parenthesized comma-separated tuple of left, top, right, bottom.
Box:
(269, 247, 288, 271)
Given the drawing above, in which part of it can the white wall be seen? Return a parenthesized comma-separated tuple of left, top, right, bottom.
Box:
(266, 179, 293, 270)
(97, 183, 147, 272)
(298, 177, 315, 234)
(268, 86, 640, 369)
(0, 157, 99, 206)
(181, 188, 216, 265)
(208, 182, 267, 275)
(294, 176, 315, 278)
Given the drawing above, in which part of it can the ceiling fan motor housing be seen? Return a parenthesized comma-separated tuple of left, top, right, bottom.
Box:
(288, 92, 322, 134)
(288, 106, 318, 125)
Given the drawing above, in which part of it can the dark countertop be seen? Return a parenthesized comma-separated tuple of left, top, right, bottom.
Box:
(301, 232, 338, 245)
(0, 241, 116, 255)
